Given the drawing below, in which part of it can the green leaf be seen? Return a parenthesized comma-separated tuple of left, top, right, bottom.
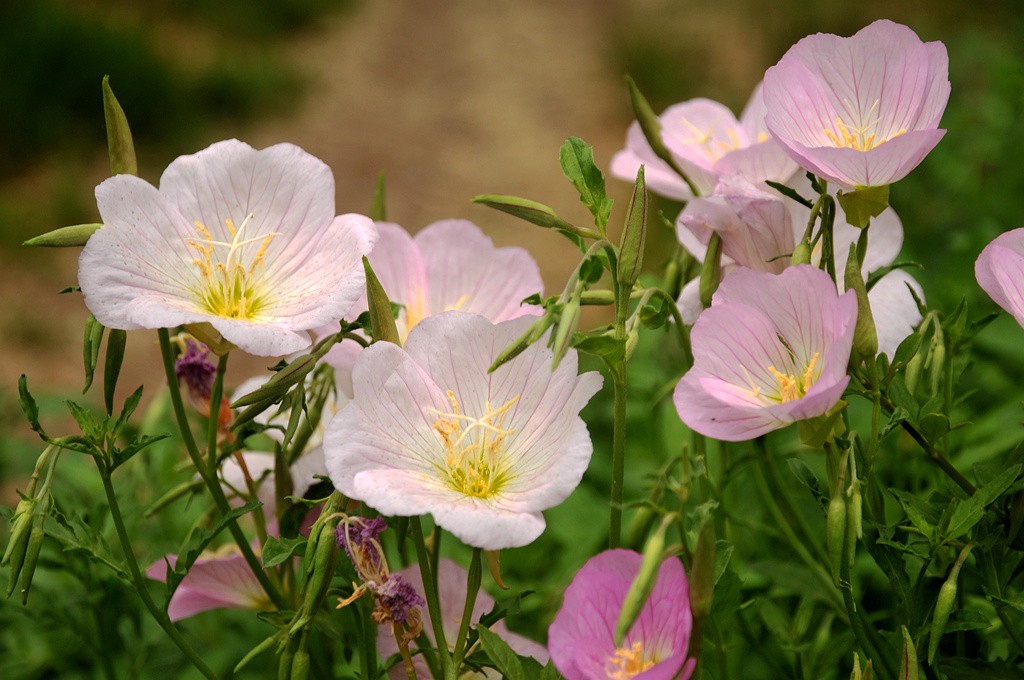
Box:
(572, 332, 625, 362)
(559, 137, 613, 231)
(787, 458, 828, 509)
(262, 536, 308, 568)
(540, 660, 565, 680)
(890, 489, 936, 540)
(43, 513, 127, 580)
(477, 626, 525, 680)
(765, 180, 813, 208)
(65, 400, 103, 443)
(103, 328, 127, 416)
(112, 433, 170, 469)
(102, 75, 138, 175)
(83, 314, 104, 393)
(18, 374, 46, 440)
(944, 464, 1022, 541)
(22, 223, 102, 248)
(836, 185, 889, 229)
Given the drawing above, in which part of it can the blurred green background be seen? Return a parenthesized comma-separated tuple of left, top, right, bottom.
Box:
(1, 0, 1023, 677)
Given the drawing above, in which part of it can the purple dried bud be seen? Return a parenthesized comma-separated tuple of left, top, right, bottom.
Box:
(336, 516, 389, 578)
(175, 340, 216, 399)
(374, 574, 424, 624)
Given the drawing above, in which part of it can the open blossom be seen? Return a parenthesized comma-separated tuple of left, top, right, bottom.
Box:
(378, 558, 548, 680)
(674, 266, 856, 441)
(79, 139, 377, 356)
(548, 549, 695, 680)
(976, 228, 1024, 330)
(763, 20, 949, 188)
(146, 549, 270, 622)
(611, 83, 798, 199)
(323, 312, 602, 550)
(675, 175, 922, 357)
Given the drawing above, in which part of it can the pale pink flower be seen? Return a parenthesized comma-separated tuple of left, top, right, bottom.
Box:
(674, 266, 856, 441)
(146, 550, 271, 622)
(358, 219, 543, 340)
(976, 228, 1024, 330)
(548, 549, 695, 680)
(323, 312, 602, 550)
(763, 20, 949, 188)
(378, 558, 548, 680)
(79, 139, 377, 356)
(675, 176, 922, 357)
(611, 84, 799, 199)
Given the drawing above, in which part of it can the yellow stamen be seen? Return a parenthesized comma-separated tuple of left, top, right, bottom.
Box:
(429, 390, 519, 499)
(672, 116, 745, 163)
(607, 641, 657, 680)
(824, 99, 907, 151)
(186, 214, 278, 320)
(764, 352, 821, 403)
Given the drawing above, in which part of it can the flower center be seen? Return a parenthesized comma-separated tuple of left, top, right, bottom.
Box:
(672, 116, 744, 163)
(823, 99, 907, 151)
(606, 641, 657, 680)
(187, 214, 278, 321)
(429, 390, 518, 499)
(401, 292, 469, 342)
(741, 352, 821, 404)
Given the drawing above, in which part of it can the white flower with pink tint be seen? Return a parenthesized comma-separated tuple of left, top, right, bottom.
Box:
(611, 84, 799, 199)
(146, 550, 270, 622)
(976, 228, 1024, 330)
(548, 549, 695, 680)
(323, 312, 602, 550)
(763, 20, 949, 188)
(378, 558, 548, 679)
(674, 266, 856, 441)
(79, 139, 377, 356)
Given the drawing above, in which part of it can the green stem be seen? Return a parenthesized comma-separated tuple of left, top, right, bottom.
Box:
(609, 363, 627, 548)
(156, 328, 288, 610)
(98, 465, 218, 680)
(838, 516, 896, 680)
(452, 548, 482, 670)
(410, 517, 453, 678)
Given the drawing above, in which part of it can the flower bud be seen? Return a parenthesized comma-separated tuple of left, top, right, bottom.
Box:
(484, 550, 508, 590)
(827, 493, 848, 585)
(615, 515, 671, 645)
(363, 256, 401, 346)
(791, 240, 812, 266)
(899, 625, 918, 680)
(699, 232, 723, 309)
(927, 544, 972, 664)
(22, 223, 102, 248)
(551, 298, 581, 370)
(844, 244, 878, 360)
(18, 522, 45, 604)
(102, 75, 138, 176)
(617, 165, 648, 288)
(688, 519, 716, 619)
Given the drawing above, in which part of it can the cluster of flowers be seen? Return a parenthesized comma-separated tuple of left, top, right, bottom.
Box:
(72, 17, 1024, 680)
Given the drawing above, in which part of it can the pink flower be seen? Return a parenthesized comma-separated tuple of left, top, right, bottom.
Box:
(79, 140, 377, 356)
(763, 20, 949, 188)
(611, 84, 799, 199)
(976, 228, 1024, 329)
(146, 550, 271, 622)
(674, 266, 856, 441)
(378, 558, 548, 679)
(323, 312, 602, 550)
(353, 219, 542, 340)
(675, 176, 922, 357)
(548, 549, 695, 680)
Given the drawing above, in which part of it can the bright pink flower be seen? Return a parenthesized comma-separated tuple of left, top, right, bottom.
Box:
(80, 140, 377, 356)
(378, 558, 548, 679)
(146, 551, 271, 622)
(674, 266, 856, 441)
(976, 228, 1024, 330)
(611, 84, 799, 199)
(548, 549, 695, 680)
(763, 20, 949, 188)
(323, 312, 602, 550)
